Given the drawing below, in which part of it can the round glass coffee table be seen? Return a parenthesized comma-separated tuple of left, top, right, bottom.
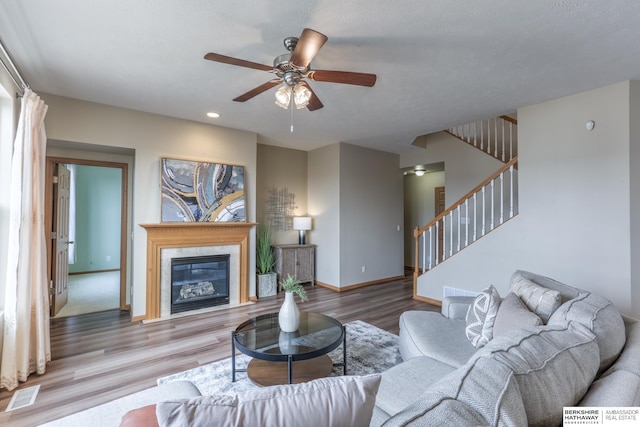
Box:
(231, 312, 346, 386)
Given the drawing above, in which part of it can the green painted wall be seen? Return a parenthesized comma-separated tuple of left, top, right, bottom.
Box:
(69, 165, 121, 273)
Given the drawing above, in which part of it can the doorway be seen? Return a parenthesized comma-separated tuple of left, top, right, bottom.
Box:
(45, 157, 129, 317)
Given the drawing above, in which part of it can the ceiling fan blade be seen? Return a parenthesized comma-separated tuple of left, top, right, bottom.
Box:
(307, 70, 377, 87)
(204, 53, 273, 72)
(300, 82, 323, 111)
(290, 28, 328, 69)
(233, 80, 281, 102)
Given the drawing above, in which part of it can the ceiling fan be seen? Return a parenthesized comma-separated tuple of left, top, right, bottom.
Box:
(204, 28, 376, 111)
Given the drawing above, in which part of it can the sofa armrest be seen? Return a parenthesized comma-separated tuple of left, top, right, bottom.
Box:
(441, 296, 475, 319)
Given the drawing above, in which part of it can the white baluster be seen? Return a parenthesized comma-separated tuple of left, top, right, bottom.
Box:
(449, 211, 453, 257)
(482, 187, 486, 236)
(473, 193, 477, 241)
(490, 180, 495, 230)
(509, 164, 514, 217)
(501, 119, 506, 161)
(464, 199, 469, 246)
(457, 206, 461, 252)
(435, 221, 440, 265)
(480, 120, 484, 150)
(473, 122, 477, 147)
(500, 172, 504, 224)
(493, 118, 498, 159)
(428, 227, 432, 269)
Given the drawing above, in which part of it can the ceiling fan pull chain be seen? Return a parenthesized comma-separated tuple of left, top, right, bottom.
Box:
(290, 97, 294, 132)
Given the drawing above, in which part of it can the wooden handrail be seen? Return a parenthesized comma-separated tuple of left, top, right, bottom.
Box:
(499, 115, 518, 125)
(414, 157, 518, 237)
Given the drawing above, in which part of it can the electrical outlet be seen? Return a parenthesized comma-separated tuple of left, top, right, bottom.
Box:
(106, 255, 111, 261)
(361, 266, 366, 273)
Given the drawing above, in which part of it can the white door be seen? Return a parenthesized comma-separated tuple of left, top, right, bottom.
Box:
(52, 164, 71, 316)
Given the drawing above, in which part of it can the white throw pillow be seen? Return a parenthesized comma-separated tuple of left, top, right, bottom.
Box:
(510, 273, 561, 323)
(156, 374, 381, 427)
(465, 285, 501, 348)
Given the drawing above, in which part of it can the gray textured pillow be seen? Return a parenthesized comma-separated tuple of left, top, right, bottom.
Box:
(473, 321, 599, 427)
(493, 292, 543, 337)
(510, 273, 561, 323)
(548, 292, 626, 374)
(465, 285, 501, 348)
(156, 374, 381, 427)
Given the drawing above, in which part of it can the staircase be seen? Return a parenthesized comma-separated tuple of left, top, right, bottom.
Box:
(413, 116, 518, 290)
(445, 115, 518, 163)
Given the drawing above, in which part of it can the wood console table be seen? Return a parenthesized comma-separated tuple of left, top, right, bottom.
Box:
(273, 244, 315, 289)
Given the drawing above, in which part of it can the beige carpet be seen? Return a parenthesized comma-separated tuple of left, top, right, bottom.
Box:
(54, 271, 120, 318)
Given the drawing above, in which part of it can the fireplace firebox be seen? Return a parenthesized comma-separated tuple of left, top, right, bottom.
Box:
(170, 254, 230, 314)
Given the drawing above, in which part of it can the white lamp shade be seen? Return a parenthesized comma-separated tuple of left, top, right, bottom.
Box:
(293, 216, 312, 231)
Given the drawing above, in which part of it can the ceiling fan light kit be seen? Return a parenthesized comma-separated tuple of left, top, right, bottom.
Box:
(204, 28, 376, 114)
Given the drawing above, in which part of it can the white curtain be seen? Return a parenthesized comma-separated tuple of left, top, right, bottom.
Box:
(1, 89, 51, 391)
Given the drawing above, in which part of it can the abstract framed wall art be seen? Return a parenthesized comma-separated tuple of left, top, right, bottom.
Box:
(161, 158, 245, 222)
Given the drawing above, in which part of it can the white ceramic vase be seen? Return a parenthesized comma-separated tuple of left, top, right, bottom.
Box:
(279, 292, 300, 332)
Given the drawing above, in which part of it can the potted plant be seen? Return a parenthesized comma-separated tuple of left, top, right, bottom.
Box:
(278, 274, 308, 332)
(256, 223, 277, 297)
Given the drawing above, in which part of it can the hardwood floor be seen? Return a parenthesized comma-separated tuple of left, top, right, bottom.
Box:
(0, 275, 438, 426)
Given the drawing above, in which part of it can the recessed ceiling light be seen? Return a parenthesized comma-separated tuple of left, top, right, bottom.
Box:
(206, 112, 221, 118)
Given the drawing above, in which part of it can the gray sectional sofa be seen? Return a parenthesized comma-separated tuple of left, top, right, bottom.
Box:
(121, 270, 639, 426)
(371, 270, 638, 426)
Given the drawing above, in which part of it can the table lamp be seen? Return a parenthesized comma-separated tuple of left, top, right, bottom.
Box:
(293, 216, 312, 244)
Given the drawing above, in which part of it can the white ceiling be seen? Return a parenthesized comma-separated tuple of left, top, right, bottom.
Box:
(1, 0, 640, 154)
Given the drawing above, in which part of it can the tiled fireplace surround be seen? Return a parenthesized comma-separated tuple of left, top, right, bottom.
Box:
(140, 223, 255, 320)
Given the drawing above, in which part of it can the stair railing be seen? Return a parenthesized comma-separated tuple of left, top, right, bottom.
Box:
(413, 157, 519, 286)
(446, 116, 517, 162)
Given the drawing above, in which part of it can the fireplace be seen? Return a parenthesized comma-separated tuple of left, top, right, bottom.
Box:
(170, 254, 230, 314)
(140, 222, 254, 321)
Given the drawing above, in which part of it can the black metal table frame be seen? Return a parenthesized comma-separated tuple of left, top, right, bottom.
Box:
(232, 323, 347, 385)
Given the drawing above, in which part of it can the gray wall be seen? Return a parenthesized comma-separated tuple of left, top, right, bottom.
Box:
(308, 142, 403, 288)
(417, 81, 640, 317)
(256, 143, 307, 246)
(41, 93, 258, 318)
(68, 165, 122, 273)
(631, 82, 640, 315)
(308, 143, 341, 286)
(339, 143, 404, 286)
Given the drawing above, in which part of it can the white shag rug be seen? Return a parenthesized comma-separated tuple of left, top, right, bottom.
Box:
(39, 320, 400, 427)
(157, 319, 401, 395)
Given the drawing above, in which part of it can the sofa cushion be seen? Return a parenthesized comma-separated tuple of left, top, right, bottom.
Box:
(399, 311, 477, 366)
(473, 321, 599, 427)
(604, 320, 640, 375)
(156, 374, 381, 427)
(493, 292, 543, 337)
(579, 319, 640, 407)
(579, 370, 640, 407)
(381, 355, 527, 427)
(465, 285, 501, 347)
(375, 356, 456, 417)
(548, 292, 625, 374)
(510, 272, 561, 323)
